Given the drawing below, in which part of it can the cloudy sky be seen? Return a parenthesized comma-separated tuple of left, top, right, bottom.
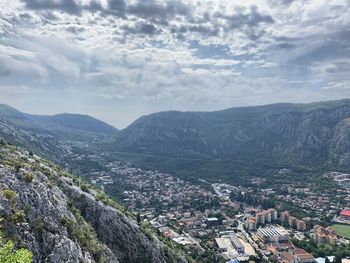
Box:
(0, 0, 349, 128)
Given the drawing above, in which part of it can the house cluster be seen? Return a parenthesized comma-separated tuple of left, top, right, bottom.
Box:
(281, 211, 307, 232)
(313, 225, 337, 246)
(255, 226, 316, 263)
(332, 172, 350, 188)
(276, 248, 315, 263)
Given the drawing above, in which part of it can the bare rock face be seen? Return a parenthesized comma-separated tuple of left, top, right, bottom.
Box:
(0, 147, 181, 263)
(0, 165, 118, 263)
(62, 182, 175, 263)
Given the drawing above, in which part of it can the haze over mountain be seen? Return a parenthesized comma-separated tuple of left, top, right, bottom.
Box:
(0, 104, 118, 161)
(104, 99, 350, 181)
(2, 99, 350, 183)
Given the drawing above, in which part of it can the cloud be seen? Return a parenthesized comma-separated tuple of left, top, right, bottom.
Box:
(21, 0, 82, 15)
(1, 0, 350, 127)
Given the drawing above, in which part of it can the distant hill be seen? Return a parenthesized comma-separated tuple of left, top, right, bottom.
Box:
(0, 104, 118, 161)
(110, 99, 350, 182)
(29, 113, 118, 140)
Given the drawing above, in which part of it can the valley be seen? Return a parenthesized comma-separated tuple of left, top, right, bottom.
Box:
(1, 100, 350, 262)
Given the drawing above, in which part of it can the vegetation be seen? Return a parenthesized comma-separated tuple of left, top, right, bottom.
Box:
(331, 224, 350, 239)
(24, 172, 36, 183)
(2, 190, 17, 207)
(0, 218, 32, 263)
(292, 238, 350, 258)
(66, 201, 108, 263)
(0, 239, 32, 263)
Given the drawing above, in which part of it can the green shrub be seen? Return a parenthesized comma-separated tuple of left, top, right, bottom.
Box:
(66, 204, 107, 262)
(11, 210, 26, 224)
(2, 190, 17, 205)
(24, 173, 36, 183)
(0, 240, 32, 263)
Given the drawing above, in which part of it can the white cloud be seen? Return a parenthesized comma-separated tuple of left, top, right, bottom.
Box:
(0, 0, 349, 127)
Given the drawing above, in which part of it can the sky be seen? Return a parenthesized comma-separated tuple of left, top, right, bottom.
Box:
(0, 0, 350, 128)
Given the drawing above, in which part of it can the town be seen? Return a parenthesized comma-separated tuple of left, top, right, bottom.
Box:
(67, 152, 350, 262)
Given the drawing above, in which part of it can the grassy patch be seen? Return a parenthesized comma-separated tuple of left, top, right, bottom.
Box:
(331, 224, 350, 239)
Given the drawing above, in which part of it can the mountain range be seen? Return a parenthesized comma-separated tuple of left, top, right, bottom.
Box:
(1, 99, 350, 183)
(108, 99, 350, 182)
(1, 99, 350, 262)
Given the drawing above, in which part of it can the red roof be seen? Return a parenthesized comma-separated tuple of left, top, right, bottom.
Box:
(340, 210, 350, 217)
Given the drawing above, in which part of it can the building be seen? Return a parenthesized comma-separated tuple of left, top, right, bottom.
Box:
(229, 234, 245, 254)
(296, 220, 306, 232)
(257, 227, 289, 243)
(281, 211, 290, 223)
(269, 208, 278, 221)
(288, 216, 297, 228)
(246, 208, 278, 230)
(158, 215, 166, 224)
(246, 216, 257, 231)
(206, 217, 220, 227)
(340, 210, 350, 221)
(281, 211, 306, 231)
(333, 172, 350, 188)
(279, 248, 315, 263)
(313, 225, 337, 246)
(215, 238, 238, 259)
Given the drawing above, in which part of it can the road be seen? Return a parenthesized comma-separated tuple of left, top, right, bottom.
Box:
(237, 221, 269, 261)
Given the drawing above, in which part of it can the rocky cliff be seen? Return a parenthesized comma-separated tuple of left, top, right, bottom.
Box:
(0, 144, 183, 263)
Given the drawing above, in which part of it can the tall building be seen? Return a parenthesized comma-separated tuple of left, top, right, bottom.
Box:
(246, 208, 278, 231)
(288, 216, 297, 228)
(281, 211, 290, 223)
(246, 216, 257, 231)
(296, 220, 306, 232)
(256, 212, 266, 225)
(268, 208, 278, 221)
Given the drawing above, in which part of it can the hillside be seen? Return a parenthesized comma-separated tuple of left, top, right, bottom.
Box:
(0, 143, 186, 263)
(29, 113, 118, 139)
(109, 99, 350, 181)
(0, 104, 118, 162)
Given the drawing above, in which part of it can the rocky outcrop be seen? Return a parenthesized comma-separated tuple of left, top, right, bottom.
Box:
(0, 146, 181, 263)
(62, 181, 175, 263)
(0, 164, 117, 263)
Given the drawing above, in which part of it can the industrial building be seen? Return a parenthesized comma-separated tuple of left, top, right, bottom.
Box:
(257, 227, 289, 243)
(215, 237, 238, 260)
(229, 235, 245, 254)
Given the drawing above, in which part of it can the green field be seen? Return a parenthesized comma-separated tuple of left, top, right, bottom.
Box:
(331, 224, 350, 239)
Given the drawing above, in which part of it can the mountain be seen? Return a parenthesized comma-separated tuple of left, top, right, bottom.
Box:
(0, 144, 185, 263)
(110, 99, 350, 182)
(0, 104, 118, 161)
(29, 113, 117, 138)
